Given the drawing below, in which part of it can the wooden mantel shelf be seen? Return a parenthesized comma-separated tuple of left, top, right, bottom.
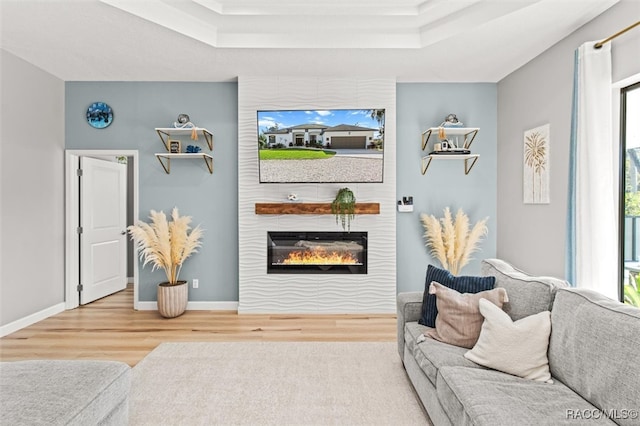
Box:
(255, 202, 380, 215)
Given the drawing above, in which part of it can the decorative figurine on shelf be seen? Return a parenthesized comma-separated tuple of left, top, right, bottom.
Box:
(441, 113, 463, 127)
(173, 114, 192, 128)
(173, 113, 198, 140)
(438, 113, 464, 140)
(186, 145, 202, 153)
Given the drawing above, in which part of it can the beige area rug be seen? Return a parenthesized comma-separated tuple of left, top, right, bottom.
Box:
(130, 341, 431, 425)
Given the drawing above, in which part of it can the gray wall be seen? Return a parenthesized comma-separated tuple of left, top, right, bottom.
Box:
(66, 81, 497, 302)
(396, 83, 498, 293)
(65, 82, 238, 302)
(497, 1, 640, 277)
(3, 4, 635, 323)
(0, 56, 504, 316)
(1, 50, 65, 326)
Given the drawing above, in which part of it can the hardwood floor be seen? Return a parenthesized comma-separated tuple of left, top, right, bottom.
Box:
(0, 286, 397, 366)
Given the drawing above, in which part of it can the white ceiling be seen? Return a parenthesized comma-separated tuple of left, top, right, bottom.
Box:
(0, 0, 620, 82)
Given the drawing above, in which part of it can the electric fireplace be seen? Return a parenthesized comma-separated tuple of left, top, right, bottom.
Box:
(267, 231, 368, 274)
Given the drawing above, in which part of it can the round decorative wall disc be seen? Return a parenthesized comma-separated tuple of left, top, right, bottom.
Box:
(86, 102, 113, 129)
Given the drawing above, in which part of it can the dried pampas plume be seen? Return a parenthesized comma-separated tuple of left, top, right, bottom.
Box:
(128, 207, 203, 285)
(420, 207, 488, 275)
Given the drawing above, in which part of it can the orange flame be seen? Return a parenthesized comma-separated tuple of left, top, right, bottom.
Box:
(282, 248, 358, 265)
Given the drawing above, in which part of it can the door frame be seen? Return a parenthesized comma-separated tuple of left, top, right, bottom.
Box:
(65, 150, 139, 310)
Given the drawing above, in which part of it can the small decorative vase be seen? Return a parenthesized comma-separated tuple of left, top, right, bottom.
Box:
(157, 280, 188, 318)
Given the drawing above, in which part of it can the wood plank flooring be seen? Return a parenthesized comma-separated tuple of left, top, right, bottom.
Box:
(0, 286, 397, 366)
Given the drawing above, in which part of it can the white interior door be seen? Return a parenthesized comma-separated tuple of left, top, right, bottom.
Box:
(80, 157, 127, 304)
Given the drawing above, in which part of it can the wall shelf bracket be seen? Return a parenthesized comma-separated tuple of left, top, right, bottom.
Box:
(155, 153, 213, 174)
(421, 154, 480, 175)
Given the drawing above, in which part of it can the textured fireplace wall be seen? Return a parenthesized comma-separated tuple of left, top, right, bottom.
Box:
(237, 77, 396, 313)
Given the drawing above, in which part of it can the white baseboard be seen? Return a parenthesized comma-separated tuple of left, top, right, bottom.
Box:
(0, 302, 66, 337)
(137, 301, 239, 311)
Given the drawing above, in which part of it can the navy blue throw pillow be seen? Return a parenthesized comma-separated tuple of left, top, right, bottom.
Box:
(418, 264, 496, 328)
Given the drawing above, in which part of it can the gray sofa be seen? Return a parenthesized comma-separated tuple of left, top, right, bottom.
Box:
(397, 258, 640, 426)
(0, 359, 131, 425)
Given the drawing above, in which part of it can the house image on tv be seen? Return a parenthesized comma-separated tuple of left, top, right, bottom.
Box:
(264, 123, 379, 149)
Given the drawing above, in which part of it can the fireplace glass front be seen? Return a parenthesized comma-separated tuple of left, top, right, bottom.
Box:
(267, 231, 367, 274)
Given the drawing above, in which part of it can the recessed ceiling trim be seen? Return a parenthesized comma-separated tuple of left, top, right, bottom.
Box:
(205, 0, 423, 16)
(419, 0, 535, 47)
(192, 0, 224, 15)
(218, 32, 421, 49)
(101, 0, 425, 49)
(416, 0, 483, 26)
(100, 0, 219, 47)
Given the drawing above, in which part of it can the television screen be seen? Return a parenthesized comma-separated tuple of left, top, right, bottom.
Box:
(257, 109, 385, 183)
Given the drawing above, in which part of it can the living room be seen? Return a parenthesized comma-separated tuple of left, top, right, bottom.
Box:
(1, 1, 639, 424)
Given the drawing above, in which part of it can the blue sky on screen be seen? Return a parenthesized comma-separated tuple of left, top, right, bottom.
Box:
(258, 109, 382, 133)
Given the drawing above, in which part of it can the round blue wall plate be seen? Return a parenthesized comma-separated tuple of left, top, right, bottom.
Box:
(86, 102, 113, 129)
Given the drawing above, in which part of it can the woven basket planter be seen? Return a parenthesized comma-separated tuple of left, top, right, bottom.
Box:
(157, 280, 188, 318)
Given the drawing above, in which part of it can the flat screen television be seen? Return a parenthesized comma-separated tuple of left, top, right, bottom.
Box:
(257, 109, 385, 183)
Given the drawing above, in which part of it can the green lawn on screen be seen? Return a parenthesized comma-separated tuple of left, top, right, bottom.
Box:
(259, 148, 336, 160)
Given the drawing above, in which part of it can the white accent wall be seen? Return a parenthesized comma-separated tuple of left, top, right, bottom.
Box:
(238, 77, 396, 313)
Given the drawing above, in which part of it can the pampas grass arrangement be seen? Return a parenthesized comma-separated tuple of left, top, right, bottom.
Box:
(420, 207, 488, 275)
(128, 207, 203, 285)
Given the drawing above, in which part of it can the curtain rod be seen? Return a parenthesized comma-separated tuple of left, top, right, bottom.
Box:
(594, 20, 640, 49)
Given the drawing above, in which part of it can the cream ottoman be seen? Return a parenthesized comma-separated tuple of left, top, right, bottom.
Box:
(0, 360, 131, 425)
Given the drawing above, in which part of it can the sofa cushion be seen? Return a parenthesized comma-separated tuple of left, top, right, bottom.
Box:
(549, 288, 640, 426)
(437, 367, 616, 426)
(464, 298, 552, 383)
(419, 264, 495, 327)
(424, 282, 508, 348)
(481, 258, 569, 321)
(396, 291, 424, 361)
(405, 321, 482, 386)
(0, 360, 131, 426)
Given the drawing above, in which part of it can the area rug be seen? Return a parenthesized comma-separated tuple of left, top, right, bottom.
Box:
(130, 341, 430, 425)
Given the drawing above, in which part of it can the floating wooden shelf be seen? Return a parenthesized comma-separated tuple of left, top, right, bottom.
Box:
(255, 203, 380, 215)
(421, 127, 479, 151)
(155, 127, 214, 150)
(420, 126, 481, 175)
(421, 153, 480, 175)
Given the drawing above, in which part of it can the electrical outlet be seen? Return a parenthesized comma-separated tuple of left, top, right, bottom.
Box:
(192, 279, 199, 289)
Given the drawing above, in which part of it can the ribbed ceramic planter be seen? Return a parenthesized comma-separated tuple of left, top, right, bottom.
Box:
(157, 280, 188, 318)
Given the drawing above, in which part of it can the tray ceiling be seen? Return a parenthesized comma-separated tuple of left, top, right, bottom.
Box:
(0, 0, 620, 82)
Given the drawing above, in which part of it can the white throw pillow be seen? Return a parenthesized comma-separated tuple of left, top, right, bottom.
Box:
(464, 298, 553, 383)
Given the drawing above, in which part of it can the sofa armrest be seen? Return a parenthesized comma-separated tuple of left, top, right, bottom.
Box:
(396, 291, 424, 362)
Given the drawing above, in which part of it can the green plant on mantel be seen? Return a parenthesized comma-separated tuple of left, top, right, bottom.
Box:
(331, 187, 356, 232)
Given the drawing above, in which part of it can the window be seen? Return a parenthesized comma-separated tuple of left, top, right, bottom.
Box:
(620, 82, 640, 306)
